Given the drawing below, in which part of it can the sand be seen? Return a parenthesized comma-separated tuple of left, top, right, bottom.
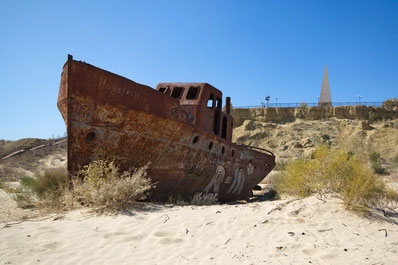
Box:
(1, 190, 398, 265)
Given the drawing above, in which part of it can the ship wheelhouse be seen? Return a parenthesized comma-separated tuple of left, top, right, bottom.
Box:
(155, 83, 233, 142)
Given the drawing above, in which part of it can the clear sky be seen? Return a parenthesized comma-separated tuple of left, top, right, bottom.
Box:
(0, 0, 397, 140)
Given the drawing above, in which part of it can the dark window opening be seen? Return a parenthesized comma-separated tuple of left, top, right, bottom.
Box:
(186, 86, 200, 100)
(221, 116, 227, 139)
(231, 150, 235, 157)
(216, 97, 222, 110)
(171, 87, 184, 98)
(207, 93, 214, 108)
(221, 147, 225, 155)
(159, 87, 168, 93)
(213, 111, 220, 135)
(208, 142, 213, 150)
(192, 135, 199, 144)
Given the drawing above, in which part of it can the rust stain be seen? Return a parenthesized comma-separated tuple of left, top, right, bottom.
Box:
(57, 55, 276, 201)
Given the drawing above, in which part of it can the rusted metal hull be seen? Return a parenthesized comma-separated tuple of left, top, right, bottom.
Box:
(58, 56, 275, 201)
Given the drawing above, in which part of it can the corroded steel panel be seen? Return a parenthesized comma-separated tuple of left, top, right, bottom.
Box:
(58, 55, 275, 201)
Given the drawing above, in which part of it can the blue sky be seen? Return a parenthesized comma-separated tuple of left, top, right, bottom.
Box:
(0, 0, 397, 140)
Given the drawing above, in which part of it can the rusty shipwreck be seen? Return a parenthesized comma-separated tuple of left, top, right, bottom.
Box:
(57, 55, 275, 201)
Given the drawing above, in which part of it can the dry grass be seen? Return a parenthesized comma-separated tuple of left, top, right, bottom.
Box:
(15, 168, 68, 209)
(273, 145, 398, 214)
(72, 160, 152, 211)
(13, 160, 152, 212)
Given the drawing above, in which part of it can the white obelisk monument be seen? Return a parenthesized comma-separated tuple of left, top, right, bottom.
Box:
(318, 65, 332, 107)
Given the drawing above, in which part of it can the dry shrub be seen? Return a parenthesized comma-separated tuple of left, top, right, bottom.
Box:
(273, 145, 398, 214)
(72, 160, 152, 211)
(15, 168, 68, 209)
(13, 160, 152, 212)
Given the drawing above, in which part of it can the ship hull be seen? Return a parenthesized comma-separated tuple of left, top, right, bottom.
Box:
(58, 57, 275, 201)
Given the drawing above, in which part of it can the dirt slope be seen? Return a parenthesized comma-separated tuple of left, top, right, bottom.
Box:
(233, 118, 398, 165)
(0, 138, 67, 181)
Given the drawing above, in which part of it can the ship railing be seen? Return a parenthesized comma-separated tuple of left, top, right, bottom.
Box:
(240, 144, 275, 157)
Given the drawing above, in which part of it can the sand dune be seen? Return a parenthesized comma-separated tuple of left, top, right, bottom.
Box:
(1, 190, 397, 265)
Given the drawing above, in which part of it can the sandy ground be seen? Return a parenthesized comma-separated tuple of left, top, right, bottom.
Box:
(1, 189, 398, 265)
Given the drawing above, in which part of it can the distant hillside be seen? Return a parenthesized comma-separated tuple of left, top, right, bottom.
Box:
(233, 118, 398, 165)
(0, 138, 67, 181)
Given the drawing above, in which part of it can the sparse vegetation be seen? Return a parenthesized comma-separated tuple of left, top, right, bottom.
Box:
(72, 160, 152, 211)
(273, 145, 398, 214)
(13, 160, 152, 212)
(15, 168, 68, 209)
(369, 152, 386, 174)
(0, 137, 67, 181)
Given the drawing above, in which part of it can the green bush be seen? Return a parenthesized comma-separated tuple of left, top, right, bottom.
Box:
(369, 152, 381, 164)
(273, 145, 398, 214)
(368, 152, 386, 174)
(372, 163, 386, 174)
(15, 168, 68, 209)
(72, 160, 152, 211)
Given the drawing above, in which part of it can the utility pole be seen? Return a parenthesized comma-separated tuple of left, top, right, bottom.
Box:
(265, 94, 270, 107)
(357, 95, 362, 105)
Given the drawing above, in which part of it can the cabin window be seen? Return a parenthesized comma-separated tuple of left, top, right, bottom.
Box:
(186, 86, 200, 100)
(159, 87, 168, 93)
(216, 97, 222, 110)
(208, 142, 213, 150)
(221, 116, 227, 139)
(171, 87, 184, 99)
(207, 93, 214, 108)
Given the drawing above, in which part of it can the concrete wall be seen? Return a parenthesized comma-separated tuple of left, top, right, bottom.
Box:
(231, 106, 398, 127)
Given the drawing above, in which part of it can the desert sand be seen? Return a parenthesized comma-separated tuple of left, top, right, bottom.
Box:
(1, 188, 397, 265)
